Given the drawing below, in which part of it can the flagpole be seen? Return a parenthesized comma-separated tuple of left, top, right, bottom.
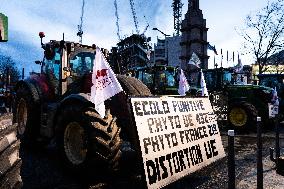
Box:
(221, 49, 223, 68)
(227, 50, 228, 67)
(214, 55, 217, 68)
(233, 51, 235, 65)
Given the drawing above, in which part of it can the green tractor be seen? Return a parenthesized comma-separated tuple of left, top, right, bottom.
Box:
(131, 65, 200, 96)
(201, 67, 274, 130)
(132, 65, 178, 95)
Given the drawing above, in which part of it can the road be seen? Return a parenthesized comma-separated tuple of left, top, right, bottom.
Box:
(19, 130, 284, 189)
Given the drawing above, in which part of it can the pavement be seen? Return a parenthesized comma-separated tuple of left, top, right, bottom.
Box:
(237, 155, 284, 189)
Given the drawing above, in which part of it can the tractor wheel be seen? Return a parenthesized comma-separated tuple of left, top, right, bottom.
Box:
(107, 75, 152, 152)
(109, 75, 152, 140)
(14, 85, 40, 145)
(56, 102, 121, 173)
(228, 102, 258, 130)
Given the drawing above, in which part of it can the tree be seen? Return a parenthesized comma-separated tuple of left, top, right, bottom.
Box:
(0, 55, 20, 86)
(239, 0, 284, 74)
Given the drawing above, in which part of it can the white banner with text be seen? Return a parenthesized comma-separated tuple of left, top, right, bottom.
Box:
(130, 97, 225, 189)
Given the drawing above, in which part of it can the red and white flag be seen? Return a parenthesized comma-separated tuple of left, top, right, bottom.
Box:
(178, 69, 190, 96)
(90, 47, 123, 117)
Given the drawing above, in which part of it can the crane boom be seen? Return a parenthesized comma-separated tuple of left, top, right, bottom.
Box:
(141, 15, 149, 35)
(114, 0, 121, 40)
(77, 0, 85, 43)
(129, 0, 139, 34)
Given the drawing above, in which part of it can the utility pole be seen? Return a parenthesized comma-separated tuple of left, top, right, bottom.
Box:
(153, 28, 170, 66)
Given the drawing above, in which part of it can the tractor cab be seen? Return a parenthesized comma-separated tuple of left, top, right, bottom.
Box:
(133, 65, 178, 95)
(257, 74, 284, 113)
(35, 33, 97, 99)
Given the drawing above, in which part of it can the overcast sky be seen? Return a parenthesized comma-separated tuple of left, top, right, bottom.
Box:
(0, 0, 269, 74)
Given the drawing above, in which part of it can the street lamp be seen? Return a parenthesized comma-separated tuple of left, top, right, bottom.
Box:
(153, 27, 170, 66)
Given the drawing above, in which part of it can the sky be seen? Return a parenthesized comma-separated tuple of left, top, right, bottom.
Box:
(0, 0, 270, 75)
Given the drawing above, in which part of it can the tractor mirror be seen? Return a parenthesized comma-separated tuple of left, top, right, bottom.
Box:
(35, 60, 41, 65)
(63, 67, 71, 78)
(63, 67, 71, 72)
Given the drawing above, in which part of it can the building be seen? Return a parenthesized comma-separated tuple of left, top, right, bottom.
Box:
(153, 38, 167, 65)
(153, 36, 182, 67)
(251, 50, 284, 82)
(109, 34, 150, 74)
(180, 0, 209, 70)
(167, 35, 182, 67)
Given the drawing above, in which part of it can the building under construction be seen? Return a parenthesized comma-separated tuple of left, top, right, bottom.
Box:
(109, 34, 151, 74)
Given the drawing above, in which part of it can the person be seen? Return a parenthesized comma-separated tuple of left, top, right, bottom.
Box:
(45, 56, 60, 94)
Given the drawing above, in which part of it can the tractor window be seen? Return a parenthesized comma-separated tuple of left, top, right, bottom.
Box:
(43, 51, 60, 80)
(70, 52, 94, 76)
(155, 70, 176, 87)
(138, 70, 153, 85)
(165, 71, 176, 87)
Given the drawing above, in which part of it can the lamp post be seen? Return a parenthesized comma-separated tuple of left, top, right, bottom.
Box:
(153, 27, 170, 66)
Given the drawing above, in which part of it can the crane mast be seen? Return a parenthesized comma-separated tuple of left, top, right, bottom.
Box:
(77, 0, 85, 43)
(129, 0, 139, 34)
(114, 0, 121, 40)
(172, 0, 183, 36)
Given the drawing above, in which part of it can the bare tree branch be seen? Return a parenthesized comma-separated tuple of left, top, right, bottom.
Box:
(238, 0, 284, 74)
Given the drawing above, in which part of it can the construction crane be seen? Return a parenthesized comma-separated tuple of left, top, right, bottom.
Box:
(77, 0, 85, 43)
(172, 0, 183, 36)
(129, 0, 139, 34)
(114, 0, 121, 40)
(141, 16, 149, 35)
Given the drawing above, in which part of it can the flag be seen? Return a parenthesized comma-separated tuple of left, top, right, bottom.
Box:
(200, 69, 208, 96)
(234, 56, 243, 73)
(178, 69, 190, 96)
(90, 47, 123, 117)
(207, 43, 218, 55)
(272, 87, 279, 106)
(188, 52, 201, 68)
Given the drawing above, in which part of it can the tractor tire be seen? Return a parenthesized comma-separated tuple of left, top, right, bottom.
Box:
(14, 85, 40, 146)
(107, 75, 152, 158)
(108, 75, 152, 142)
(55, 102, 121, 173)
(228, 102, 258, 131)
(107, 75, 152, 176)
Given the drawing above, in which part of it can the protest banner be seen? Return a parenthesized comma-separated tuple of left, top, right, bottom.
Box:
(130, 96, 225, 189)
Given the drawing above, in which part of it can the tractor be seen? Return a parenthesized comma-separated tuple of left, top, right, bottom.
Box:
(13, 33, 151, 174)
(200, 67, 274, 130)
(131, 65, 200, 96)
(131, 65, 178, 95)
(257, 73, 284, 115)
